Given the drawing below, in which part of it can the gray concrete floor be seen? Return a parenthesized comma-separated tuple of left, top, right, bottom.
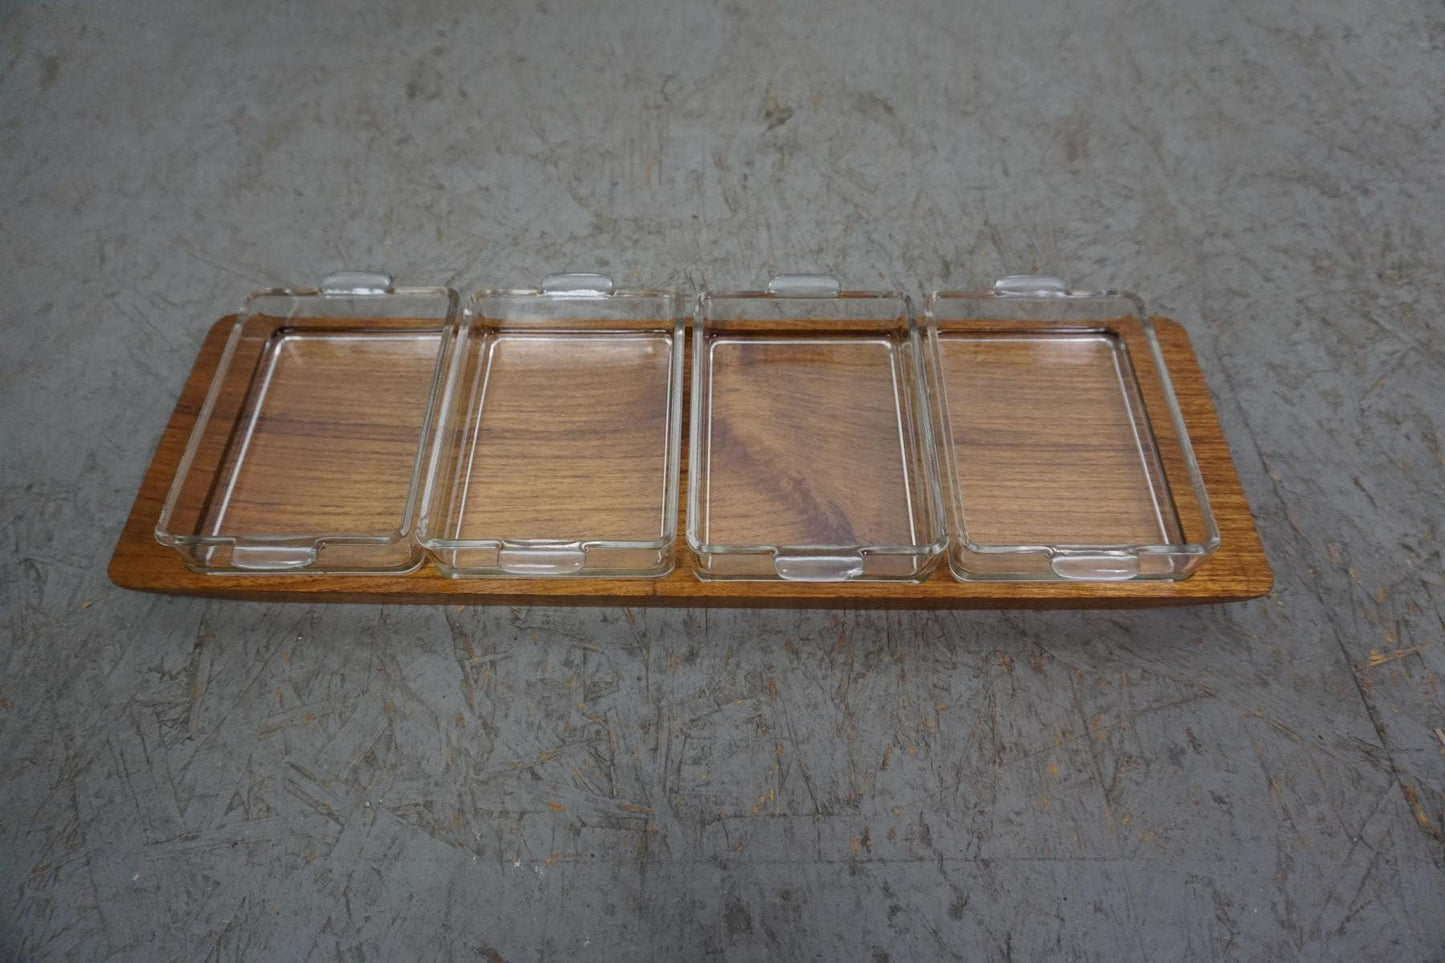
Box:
(2, 0, 1443, 959)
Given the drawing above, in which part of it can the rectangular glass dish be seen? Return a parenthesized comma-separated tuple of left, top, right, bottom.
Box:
(417, 274, 683, 577)
(925, 276, 1219, 581)
(687, 276, 947, 581)
(155, 273, 458, 573)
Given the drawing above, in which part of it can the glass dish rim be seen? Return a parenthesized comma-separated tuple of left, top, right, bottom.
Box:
(686, 284, 949, 562)
(415, 282, 686, 558)
(923, 285, 1222, 561)
(154, 283, 459, 557)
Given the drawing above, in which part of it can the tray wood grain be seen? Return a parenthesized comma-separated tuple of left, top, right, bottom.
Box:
(109, 316, 1272, 608)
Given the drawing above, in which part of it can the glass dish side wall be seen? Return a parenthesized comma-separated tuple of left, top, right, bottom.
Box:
(688, 279, 947, 581)
(154, 280, 458, 574)
(418, 278, 683, 578)
(925, 278, 1218, 581)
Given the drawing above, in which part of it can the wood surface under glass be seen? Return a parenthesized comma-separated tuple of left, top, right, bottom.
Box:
(440, 331, 673, 542)
(205, 329, 439, 537)
(938, 331, 1178, 548)
(701, 337, 917, 548)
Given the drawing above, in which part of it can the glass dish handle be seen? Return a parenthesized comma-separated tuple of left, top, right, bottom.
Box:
(497, 547, 587, 576)
(320, 272, 394, 295)
(229, 544, 319, 570)
(773, 552, 865, 581)
(992, 274, 1108, 298)
(993, 275, 1070, 297)
(541, 273, 615, 295)
(767, 275, 842, 297)
(1049, 553, 1141, 581)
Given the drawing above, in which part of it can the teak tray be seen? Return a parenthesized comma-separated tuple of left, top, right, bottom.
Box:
(109, 316, 1271, 608)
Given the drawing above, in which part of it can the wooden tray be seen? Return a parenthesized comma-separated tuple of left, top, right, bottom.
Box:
(109, 317, 1271, 608)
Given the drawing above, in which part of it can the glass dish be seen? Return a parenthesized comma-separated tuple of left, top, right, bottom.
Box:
(925, 275, 1219, 581)
(155, 273, 458, 573)
(418, 274, 683, 577)
(688, 275, 947, 581)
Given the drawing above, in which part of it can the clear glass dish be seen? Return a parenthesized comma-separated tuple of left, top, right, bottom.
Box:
(418, 274, 683, 577)
(925, 276, 1219, 581)
(688, 275, 947, 581)
(155, 273, 458, 573)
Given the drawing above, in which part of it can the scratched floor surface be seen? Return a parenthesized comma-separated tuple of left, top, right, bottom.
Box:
(1, 1, 1442, 960)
